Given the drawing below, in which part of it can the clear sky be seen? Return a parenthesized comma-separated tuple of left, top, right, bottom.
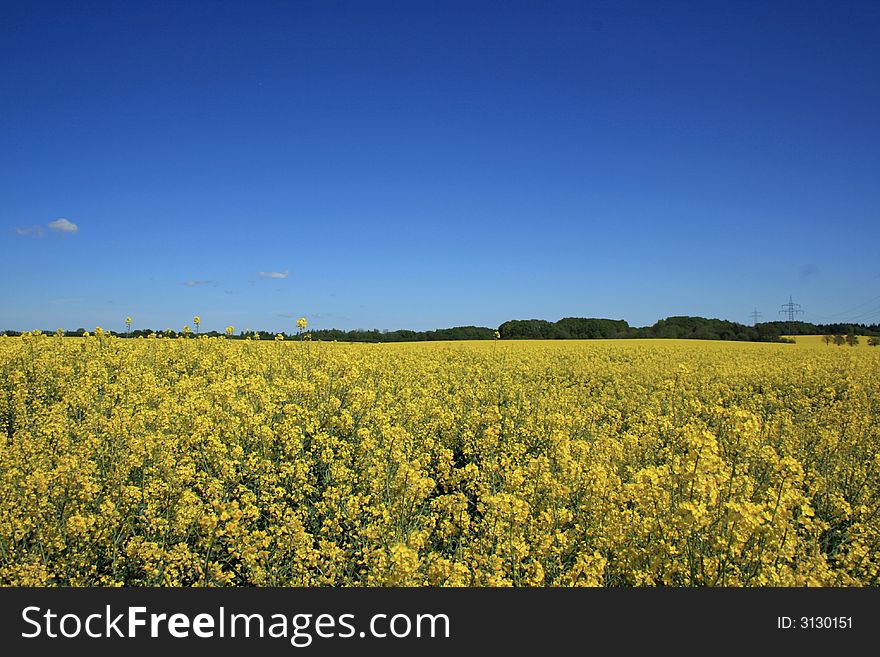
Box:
(2, 0, 879, 333)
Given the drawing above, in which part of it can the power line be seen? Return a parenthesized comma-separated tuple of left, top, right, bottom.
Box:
(779, 295, 804, 322)
(813, 292, 880, 321)
(848, 303, 880, 323)
(817, 293, 880, 319)
(811, 272, 880, 322)
(749, 308, 761, 325)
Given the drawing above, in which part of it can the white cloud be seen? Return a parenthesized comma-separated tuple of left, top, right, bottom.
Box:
(259, 269, 290, 279)
(183, 280, 216, 287)
(48, 218, 79, 233)
(15, 226, 45, 237)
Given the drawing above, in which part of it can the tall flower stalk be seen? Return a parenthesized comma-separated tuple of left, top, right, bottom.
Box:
(296, 317, 308, 378)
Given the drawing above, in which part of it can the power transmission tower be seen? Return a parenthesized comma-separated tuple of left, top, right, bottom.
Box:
(750, 308, 761, 325)
(779, 295, 804, 322)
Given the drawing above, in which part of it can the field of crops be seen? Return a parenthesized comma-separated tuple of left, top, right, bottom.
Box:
(786, 334, 877, 349)
(1, 333, 878, 586)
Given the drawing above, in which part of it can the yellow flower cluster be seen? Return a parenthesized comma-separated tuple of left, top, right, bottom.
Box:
(0, 334, 878, 586)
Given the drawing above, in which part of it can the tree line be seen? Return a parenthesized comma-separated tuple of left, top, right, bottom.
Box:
(497, 316, 784, 341)
(4, 318, 879, 343)
(498, 317, 880, 342)
(822, 333, 880, 347)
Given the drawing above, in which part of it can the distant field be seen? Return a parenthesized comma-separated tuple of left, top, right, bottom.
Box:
(785, 334, 877, 349)
(1, 334, 878, 586)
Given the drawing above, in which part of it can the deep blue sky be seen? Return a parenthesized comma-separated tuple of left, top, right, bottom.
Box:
(2, 0, 879, 333)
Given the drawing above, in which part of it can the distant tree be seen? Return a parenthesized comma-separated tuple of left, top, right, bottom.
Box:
(846, 332, 859, 347)
(498, 319, 558, 339)
(822, 334, 833, 345)
(834, 334, 845, 346)
(649, 316, 769, 341)
(555, 317, 631, 339)
(869, 336, 880, 347)
(757, 320, 818, 336)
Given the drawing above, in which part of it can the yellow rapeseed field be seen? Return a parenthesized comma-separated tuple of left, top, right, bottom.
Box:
(1, 333, 878, 586)
(786, 335, 875, 349)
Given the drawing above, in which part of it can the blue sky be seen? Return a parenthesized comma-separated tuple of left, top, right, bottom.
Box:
(2, 0, 879, 333)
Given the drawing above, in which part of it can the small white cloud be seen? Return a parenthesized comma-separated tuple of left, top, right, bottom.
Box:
(259, 269, 289, 279)
(183, 280, 215, 287)
(48, 218, 79, 233)
(15, 226, 45, 237)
